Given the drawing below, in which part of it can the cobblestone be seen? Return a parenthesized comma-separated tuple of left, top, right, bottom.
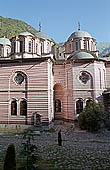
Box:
(1, 124, 110, 169)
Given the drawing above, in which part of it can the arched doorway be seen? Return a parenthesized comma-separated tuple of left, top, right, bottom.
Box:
(55, 99, 61, 112)
(53, 84, 64, 120)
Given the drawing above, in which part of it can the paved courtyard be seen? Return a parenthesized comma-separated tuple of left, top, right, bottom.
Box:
(0, 122, 110, 170)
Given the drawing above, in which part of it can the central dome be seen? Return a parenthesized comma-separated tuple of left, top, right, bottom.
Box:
(68, 30, 92, 40)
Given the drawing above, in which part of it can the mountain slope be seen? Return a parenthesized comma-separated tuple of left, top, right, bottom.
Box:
(97, 42, 110, 56)
(0, 16, 38, 39)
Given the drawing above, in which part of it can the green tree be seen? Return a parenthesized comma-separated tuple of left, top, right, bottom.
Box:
(19, 129, 37, 170)
(78, 102, 106, 132)
(3, 144, 16, 170)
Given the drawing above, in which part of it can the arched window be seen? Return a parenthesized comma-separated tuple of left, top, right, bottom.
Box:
(103, 69, 106, 88)
(20, 41, 23, 53)
(76, 99, 83, 115)
(20, 99, 27, 116)
(7, 49, 9, 56)
(11, 99, 17, 116)
(98, 68, 101, 89)
(28, 41, 32, 53)
(47, 42, 50, 53)
(36, 43, 38, 54)
(86, 99, 93, 107)
(55, 99, 61, 112)
(41, 42, 44, 54)
(14, 42, 16, 53)
(75, 41, 78, 50)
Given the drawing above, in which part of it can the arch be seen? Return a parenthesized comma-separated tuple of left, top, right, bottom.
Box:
(86, 98, 93, 107)
(53, 83, 64, 119)
(76, 98, 83, 115)
(10, 98, 17, 116)
(19, 98, 27, 116)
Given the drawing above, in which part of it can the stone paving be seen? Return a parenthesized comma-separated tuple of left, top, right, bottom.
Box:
(0, 122, 110, 169)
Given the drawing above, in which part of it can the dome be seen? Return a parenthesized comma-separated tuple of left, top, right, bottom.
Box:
(35, 31, 52, 41)
(71, 51, 94, 60)
(0, 37, 11, 46)
(68, 30, 92, 40)
(19, 32, 35, 37)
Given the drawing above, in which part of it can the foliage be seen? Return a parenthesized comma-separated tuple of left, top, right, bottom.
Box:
(104, 112, 110, 130)
(3, 144, 16, 170)
(19, 129, 38, 170)
(78, 102, 106, 132)
(0, 16, 39, 39)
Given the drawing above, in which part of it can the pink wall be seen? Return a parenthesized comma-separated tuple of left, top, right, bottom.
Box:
(0, 59, 49, 125)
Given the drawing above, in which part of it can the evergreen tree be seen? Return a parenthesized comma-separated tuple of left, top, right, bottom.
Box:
(78, 102, 106, 132)
(3, 144, 16, 170)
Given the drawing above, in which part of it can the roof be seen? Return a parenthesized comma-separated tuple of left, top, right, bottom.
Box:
(68, 30, 92, 40)
(0, 37, 11, 46)
(35, 31, 52, 41)
(70, 51, 94, 60)
(19, 32, 35, 37)
(100, 57, 110, 61)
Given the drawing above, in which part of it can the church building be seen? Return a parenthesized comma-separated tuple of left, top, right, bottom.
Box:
(0, 26, 109, 128)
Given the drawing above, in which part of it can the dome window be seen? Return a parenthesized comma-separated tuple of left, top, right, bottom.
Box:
(75, 41, 78, 50)
(28, 41, 32, 53)
(20, 41, 23, 53)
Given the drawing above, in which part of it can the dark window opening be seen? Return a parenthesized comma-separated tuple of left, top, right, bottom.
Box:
(11, 100, 17, 116)
(7, 49, 8, 56)
(14, 42, 16, 53)
(29, 41, 32, 53)
(41, 43, 43, 54)
(76, 41, 78, 50)
(36, 44, 38, 54)
(20, 100, 27, 116)
(55, 99, 61, 112)
(76, 99, 83, 114)
(20, 41, 23, 53)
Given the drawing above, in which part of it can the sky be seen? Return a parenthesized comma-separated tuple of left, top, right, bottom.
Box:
(0, 0, 110, 43)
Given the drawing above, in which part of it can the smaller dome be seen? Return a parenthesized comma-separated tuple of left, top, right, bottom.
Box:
(19, 32, 35, 37)
(35, 31, 52, 41)
(71, 52, 94, 60)
(0, 37, 11, 46)
(68, 30, 92, 40)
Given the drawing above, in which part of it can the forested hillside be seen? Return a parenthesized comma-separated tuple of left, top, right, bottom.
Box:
(0, 16, 38, 39)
